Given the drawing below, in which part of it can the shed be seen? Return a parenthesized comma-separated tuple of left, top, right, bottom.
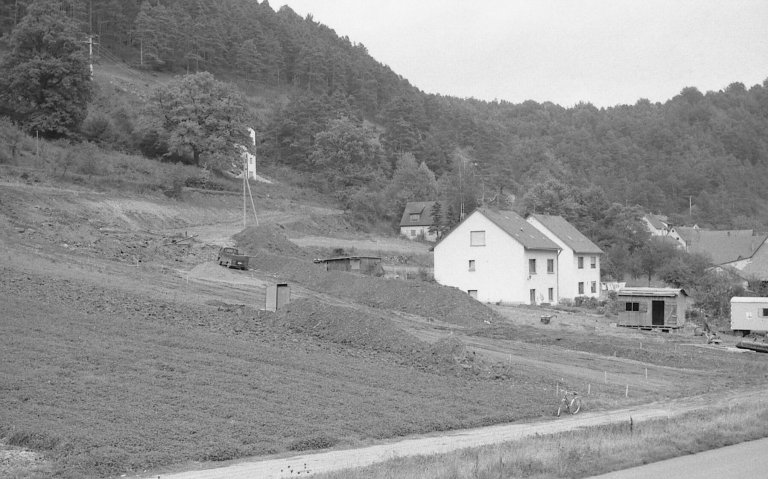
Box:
(265, 283, 290, 312)
(730, 297, 768, 334)
(616, 288, 688, 329)
(314, 256, 384, 276)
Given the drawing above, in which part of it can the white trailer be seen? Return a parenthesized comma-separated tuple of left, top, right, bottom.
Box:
(730, 297, 768, 335)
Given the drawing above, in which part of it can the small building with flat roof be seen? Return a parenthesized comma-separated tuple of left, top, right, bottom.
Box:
(616, 288, 688, 329)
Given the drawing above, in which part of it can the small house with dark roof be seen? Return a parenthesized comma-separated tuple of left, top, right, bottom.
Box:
(314, 256, 384, 276)
(433, 208, 561, 305)
(399, 201, 444, 242)
(616, 288, 688, 329)
(527, 214, 603, 301)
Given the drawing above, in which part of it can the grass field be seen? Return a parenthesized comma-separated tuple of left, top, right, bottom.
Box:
(313, 401, 768, 479)
(0, 266, 557, 478)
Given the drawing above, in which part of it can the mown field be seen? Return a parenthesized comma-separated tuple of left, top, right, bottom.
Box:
(0, 265, 555, 478)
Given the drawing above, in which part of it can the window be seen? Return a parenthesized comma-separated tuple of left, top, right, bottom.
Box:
(578, 256, 584, 269)
(548, 288, 554, 302)
(409, 213, 420, 222)
(468, 260, 476, 271)
(625, 302, 640, 312)
(529, 259, 536, 274)
(547, 259, 554, 273)
(468, 290, 478, 299)
(410, 229, 416, 237)
(590, 256, 597, 269)
(578, 282, 584, 294)
(470, 230, 486, 246)
(762, 308, 768, 317)
(591, 281, 597, 293)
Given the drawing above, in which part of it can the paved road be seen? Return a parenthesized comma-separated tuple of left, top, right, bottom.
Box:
(151, 388, 765, 479)
(589, 436, 768, 479)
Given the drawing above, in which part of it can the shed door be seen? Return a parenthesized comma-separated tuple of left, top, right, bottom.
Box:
(652, 300, 665, 326)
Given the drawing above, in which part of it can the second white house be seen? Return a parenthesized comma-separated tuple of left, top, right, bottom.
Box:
(526, 214, 603, 301)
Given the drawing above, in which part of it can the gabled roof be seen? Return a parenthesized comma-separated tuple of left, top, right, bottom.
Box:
(528, 214, 603, 254)
(644, 214, 668, 231)
(676, 227, 766, 265)
(724, 238, 768, 280)
(399, 201, 443, 227)
(479, 209, 560, 251)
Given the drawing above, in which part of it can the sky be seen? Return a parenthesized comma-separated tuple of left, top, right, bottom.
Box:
(275, 0, 768, 108)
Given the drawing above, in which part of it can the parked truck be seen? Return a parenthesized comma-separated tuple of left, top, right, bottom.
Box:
(731, 297, 768, 352)
(217, 247, 249, 270)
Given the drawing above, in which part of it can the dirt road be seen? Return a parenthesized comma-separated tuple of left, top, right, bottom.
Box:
(153, 387, 765, 479)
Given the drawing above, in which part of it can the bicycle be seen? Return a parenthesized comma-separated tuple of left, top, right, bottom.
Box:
(556, 390, 582, 416)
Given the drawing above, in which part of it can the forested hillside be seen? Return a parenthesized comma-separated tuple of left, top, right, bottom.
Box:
(2, 0, 768, 232)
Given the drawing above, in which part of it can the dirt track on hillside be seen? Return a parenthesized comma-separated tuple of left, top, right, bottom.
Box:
(153, 386, 767, 479)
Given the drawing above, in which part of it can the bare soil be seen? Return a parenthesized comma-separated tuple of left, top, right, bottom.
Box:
(1, 178, 767, 478)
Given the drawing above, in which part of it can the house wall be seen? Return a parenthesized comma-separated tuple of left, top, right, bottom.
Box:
(400, 225, 436, 241)
(434, 212, 558, 304)
(526, 217, 600, 301)
(569, 253, 601, 300)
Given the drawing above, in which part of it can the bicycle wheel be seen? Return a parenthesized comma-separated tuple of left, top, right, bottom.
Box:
(569, 397, 582, 414)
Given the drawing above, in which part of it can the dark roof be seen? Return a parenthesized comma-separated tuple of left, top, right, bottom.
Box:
(528, 214, 603, 254)
(618, 287, 687, 298)
(644, 214, 668, 231)
(314, 256, 381, 263)
(726, 239, 768, 280)
(399, 201, 443, 227)
(479, 209, 560, 251)
(676, 227, 766, 264)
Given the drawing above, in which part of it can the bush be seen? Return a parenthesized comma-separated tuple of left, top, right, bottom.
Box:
(574, 296, 599, 309)
(287, 435, 338, 451)
(81, 112, 114, 144)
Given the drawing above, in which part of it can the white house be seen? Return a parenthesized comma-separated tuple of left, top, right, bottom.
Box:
(526, 214, 603, 301)
(433, 208, 561, 305)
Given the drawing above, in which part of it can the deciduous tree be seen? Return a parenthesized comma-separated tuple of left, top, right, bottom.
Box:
(147, 72, 250, 169)
(0, 0, 93, 137)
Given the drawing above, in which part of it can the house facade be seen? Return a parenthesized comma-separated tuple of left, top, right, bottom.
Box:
(433, 209, 560, 305)
(526, 214, 603, 301)
(399, 201, 443, 241)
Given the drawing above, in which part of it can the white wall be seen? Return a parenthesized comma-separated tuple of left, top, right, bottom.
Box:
(434, 212, 558, 304)
(526, 217, 600, 301)
(400, 225, 436, 242)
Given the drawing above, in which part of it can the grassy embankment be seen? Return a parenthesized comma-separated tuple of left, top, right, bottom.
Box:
(316, 401, 768, 479)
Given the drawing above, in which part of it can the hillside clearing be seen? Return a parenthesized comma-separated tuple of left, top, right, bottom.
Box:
(1, 180, 767, 478)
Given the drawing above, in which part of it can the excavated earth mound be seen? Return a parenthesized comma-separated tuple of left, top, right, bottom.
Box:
(234, 224, 501, 326)
(276, 297, 483, 375)
(233, 224, 308, 257)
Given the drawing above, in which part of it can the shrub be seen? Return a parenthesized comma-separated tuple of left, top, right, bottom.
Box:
(574, 296, 599, 309)
(81, 112, 114, 144)
(287, 435, 338, 451)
